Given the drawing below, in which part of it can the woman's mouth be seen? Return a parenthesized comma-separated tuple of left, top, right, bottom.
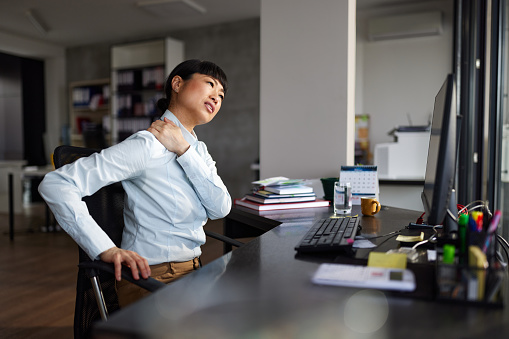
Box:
(205, 102, 214, 113)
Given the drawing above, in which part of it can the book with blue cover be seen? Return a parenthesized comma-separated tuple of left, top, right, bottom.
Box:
(254, 190, 316, 199)
(263, 185, 314, 195)
(245, 193, 316, 204)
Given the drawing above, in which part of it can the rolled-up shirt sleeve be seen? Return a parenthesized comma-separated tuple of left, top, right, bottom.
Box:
(177, 142, 232, 220)
(39, 141, 148, 260)
(39, 170, 116, 260)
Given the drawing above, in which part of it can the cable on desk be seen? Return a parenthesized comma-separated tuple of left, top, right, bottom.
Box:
(360, 231, 401, 259)
(496, 234, 509, 268)
(416, 212, 425, 224)
(497, 233, 509, 249)
(416, 201, 481, 226)
(363, 230, 401, 240)
(446, 208, 458, 222)
(411, 225, 440, 250)
(458, 200, 492, 218)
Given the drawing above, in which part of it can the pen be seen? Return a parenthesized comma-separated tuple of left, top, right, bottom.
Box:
(487, 210, 501, 234)
(482, 210, 501, 253)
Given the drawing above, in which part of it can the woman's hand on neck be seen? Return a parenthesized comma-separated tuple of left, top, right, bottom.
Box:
(147, 117, 191, 156)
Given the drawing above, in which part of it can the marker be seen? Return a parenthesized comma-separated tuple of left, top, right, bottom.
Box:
(468, 214, 479, 233)
(458, 213, 469, 254)
(471, 211, 483, 232)
(476, 212, 484, 232)
(442, 244, 456, 264)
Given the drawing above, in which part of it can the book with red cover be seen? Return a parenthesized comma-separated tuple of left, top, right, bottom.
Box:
(234, 197, 329, 211)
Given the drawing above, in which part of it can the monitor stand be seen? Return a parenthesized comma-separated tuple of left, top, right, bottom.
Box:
(442, 188, 458, 235)
(408, 189, 458, 240)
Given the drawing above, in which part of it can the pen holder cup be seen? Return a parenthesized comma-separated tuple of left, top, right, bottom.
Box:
(435, 251, 506, 307)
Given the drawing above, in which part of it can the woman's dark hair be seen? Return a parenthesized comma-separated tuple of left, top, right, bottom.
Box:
(157, 59, 228, 112)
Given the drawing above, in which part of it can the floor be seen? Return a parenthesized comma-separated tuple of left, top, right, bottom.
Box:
(0, 203, 228, 339)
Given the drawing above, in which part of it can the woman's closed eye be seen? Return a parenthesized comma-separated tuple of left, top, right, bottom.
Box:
(208, 81, 224, 101)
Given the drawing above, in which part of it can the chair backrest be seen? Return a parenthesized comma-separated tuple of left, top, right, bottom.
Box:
(53, 145, 125, 339)
(81, 122, 107, 150)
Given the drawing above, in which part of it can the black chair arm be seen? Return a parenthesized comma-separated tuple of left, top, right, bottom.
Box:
(205, 230, 243, 248)
(78, 261, 166, 292)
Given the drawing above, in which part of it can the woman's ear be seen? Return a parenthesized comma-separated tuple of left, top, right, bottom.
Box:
(171, 76, 182, 93)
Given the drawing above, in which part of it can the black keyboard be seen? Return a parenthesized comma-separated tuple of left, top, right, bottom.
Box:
(295, 217, 360, 253)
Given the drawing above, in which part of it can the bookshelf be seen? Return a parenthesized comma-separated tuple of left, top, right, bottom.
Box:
(69, 78, 111, 147)
(111, 38, 183, 144)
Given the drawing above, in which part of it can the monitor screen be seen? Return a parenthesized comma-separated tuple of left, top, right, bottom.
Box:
(421, 74, 457, 228)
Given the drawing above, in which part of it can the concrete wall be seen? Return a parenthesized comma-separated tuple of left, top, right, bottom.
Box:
(67, 43, 111, 82)
(66, 18, 260, 199)
(172, 19, 260, 199)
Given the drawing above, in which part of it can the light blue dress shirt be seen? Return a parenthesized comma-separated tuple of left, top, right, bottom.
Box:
(39, 111, 231, 265)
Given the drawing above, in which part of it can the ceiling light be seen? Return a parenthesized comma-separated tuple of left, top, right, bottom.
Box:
(181, 0, 207, 14)
(25, 9, 50, 35)
(136, 0, 207, 14)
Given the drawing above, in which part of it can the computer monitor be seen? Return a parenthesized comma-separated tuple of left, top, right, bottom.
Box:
(421, 74, 458, 233)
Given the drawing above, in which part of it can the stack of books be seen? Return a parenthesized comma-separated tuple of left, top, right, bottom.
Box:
(234, 177, 330, 211)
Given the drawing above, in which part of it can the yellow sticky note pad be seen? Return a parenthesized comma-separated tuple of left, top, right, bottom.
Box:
(368, 252, 407, 269)
(395, 232, 424, 243)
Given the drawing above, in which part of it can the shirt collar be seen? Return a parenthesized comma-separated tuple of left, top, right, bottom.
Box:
(160, 110, 198, 145)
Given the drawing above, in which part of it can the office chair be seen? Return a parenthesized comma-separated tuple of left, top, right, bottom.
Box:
(53, 145, 242, 339)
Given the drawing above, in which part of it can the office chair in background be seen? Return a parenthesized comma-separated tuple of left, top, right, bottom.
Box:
(53, 145, 242, 339)
(81, 122, 107, 150)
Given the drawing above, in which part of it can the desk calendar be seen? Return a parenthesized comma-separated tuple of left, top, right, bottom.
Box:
(339, 166, 379, 204)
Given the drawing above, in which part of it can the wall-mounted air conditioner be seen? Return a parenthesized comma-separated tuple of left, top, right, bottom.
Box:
(368, 11, 442, 41)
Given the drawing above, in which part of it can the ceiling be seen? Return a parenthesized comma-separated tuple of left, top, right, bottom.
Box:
(0, 0, 261, 47)
(0, 0, 433, 48)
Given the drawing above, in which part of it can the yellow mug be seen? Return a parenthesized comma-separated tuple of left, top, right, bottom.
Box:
(361, 197, 381, 216)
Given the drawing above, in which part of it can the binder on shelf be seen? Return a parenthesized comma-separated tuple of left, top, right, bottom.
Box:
(142, 66, 165, 89)
(72, 85, 109, 108)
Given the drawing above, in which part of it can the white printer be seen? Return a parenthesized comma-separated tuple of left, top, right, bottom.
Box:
(374, 126, 430, 180)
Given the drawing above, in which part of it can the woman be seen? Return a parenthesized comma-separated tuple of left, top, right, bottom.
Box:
(39, 59, 231, 306)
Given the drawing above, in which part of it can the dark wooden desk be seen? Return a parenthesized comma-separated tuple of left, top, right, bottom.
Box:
(94, 205, 509, 339)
